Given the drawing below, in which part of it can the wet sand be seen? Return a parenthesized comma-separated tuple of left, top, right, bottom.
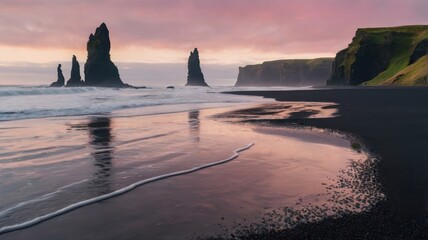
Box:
(0, 105, 378, 240)
(226, 87, 428, 239)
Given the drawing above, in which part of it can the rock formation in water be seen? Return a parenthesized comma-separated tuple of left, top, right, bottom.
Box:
(328, 25, 428, 86)
(84, 23, 127, 87)
(186, 48, 209, 87)
(49, 64, 65, 87)
(235, 58, 333, 87)
(66, 55, 85, 87)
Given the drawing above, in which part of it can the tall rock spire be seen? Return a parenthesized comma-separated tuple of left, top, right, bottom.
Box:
(84, 23, 126, 87)
(186, 48, 209, 87)
(49, 64, 65, 87)
(66, 55, 85, 87)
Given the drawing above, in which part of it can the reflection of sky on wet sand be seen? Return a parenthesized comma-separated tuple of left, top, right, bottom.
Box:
(86, 117, 114, 194)
(188, 110, 200, 143)
(218, 102, 339, 120)
(0, 105, 381, 239)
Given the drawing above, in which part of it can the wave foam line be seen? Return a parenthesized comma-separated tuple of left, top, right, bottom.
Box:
(0, 87, 102, 97)
(0, 179, 89, 218)
(0, 143, 254, 235)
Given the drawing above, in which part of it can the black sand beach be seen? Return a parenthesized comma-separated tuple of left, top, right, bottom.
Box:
(2, 88, 427, 240)
(0, 105, 373, 240)
(224, 87, 428, 239)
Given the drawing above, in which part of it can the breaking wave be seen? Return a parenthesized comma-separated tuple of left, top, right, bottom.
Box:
(0, 86, 266, 121)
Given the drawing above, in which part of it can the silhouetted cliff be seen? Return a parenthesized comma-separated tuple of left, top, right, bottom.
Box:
(186, 48, 209, 87)
(235, 58, 333, 87)
(49, 64, 65, 87)
(66, 55, 85, 87)
(84, 23, 127, 87)
(329, 25, 428, 86)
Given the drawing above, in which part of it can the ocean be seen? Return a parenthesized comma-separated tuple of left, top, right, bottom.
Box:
(0, 85, 383, 239)
(0, 85, 278, 121)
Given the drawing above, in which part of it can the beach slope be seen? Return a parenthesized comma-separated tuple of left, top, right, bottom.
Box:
(226, 87, 428, 239)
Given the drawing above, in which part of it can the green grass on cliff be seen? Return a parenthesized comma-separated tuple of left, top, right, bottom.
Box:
(382, 55, 428, 85)
(339, 25, 428, 86)
(364, 35, 414, 85)
(246, 58, 334, 72)
(306, 58, 334, 69)
(365, 26, 428, 85)
(263, 58, 333, 66)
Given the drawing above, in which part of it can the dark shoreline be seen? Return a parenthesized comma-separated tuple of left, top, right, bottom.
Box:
(224, 87, 428, 239)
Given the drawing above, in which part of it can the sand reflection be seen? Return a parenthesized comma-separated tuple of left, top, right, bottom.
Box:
(218, 102, 339, 120)
(188, 110, 200, 143)
(67, 116, 115, 194)
(87, 117, 114, 194)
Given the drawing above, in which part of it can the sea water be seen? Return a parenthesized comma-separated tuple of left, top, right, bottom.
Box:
(0, 85, 313, 121)
(0, 86, 383, 239)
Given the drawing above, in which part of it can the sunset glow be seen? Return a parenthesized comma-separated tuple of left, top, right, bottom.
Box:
(1, 0, 428, 86)
(1, 1, 428, 238)
(1, 0, 427, 64)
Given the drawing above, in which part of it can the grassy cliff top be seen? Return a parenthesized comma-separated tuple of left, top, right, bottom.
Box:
(263, 58, 334, 65)
(337, 25, 428, 85)
(241, 58, 334, 69)
(357, 25, 428, 33)
(355, 25, 428, 44)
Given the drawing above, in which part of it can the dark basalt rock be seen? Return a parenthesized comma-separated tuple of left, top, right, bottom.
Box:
(329, 30, 397, 85)
(49, 64, 65, 87)
(84, 23, 127, 87)
(409, 39, 428, 65)
(328, 26, 428, 85)
(66, 55, 85, 87)
(329, 49, 347, 85)
(186, 48, 209, 87)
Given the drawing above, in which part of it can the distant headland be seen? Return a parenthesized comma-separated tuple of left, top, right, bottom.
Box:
(329, 25, 428, 86)
(235, 58, 333, 87)
(235, 25, 428, 87)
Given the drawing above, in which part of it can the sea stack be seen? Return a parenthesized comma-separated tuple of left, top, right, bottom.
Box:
(84, 23, 126, 87)
(186, 48, 209, 87)
(49, 64, 65, 87)
(66, 55, 85, 87)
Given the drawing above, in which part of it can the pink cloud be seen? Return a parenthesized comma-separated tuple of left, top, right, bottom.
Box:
(0, 0, 427, 56)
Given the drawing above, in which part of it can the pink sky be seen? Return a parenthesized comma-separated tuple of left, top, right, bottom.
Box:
(0, 0, 427, 64)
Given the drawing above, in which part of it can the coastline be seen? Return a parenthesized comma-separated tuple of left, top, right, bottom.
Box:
(0, 103, 378, 240)
(224, 87, 428, 239)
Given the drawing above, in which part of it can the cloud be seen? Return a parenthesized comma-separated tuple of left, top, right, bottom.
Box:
(0, 0, 427, 63)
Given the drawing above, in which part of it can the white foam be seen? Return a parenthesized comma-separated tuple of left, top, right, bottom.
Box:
(0, 143, 254, 235)
(0, 86, 266, 121)
(0, 86, 100, 97)
(0, 179, 89, 218)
